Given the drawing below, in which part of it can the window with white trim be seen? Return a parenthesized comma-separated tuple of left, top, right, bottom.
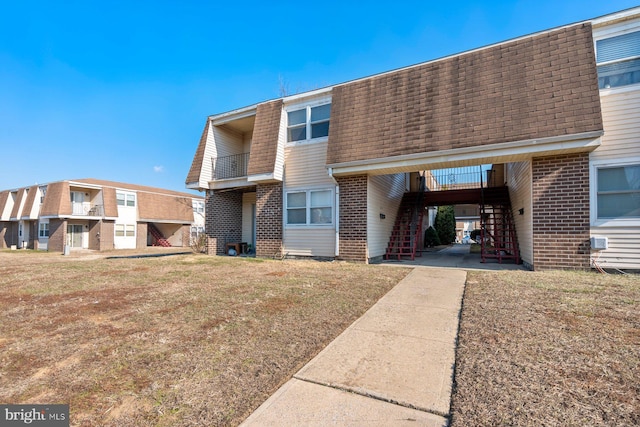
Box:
(115, 224, 136, 237)
(39, 222, 49, 238)
(596, 30, 640, 89)
(287, 103, 331, 142)
(116, 192, 136, 207)
(596, 164, 640, 219)
(192, 200, 204, 214)
(286, 189, 333, 226)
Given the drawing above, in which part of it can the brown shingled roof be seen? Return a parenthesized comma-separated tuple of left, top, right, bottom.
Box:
(247, 100, 283, 176)
(185, 120, 211, 185)
(0, 191, 9, 218)
(9, 188, 26, 219)
(71, 179, 202, 199)
(327, 23, 603, 166)
(20, 186, 38, 219)
(40, 181, 72, 217)
(137, 192, 193, 222)
(101, 186, 119, 217)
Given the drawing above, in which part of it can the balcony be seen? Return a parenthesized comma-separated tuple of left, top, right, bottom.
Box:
(212, 153, 250, 180)
(425, 165, 494, 191)
(71, 203, 104, 216)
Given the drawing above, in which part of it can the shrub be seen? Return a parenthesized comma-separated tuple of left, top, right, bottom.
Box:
(424, 226, 441, 247)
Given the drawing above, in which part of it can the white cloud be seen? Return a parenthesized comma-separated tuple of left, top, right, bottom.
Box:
(153, 165, 164, 173)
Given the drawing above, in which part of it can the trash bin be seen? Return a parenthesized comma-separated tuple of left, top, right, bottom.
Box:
(63, 245, 71, 256)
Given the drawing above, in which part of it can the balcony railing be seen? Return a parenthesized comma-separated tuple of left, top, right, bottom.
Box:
(212, 152, 250, 180)
(425, 166, 489, 191)
(71, 203, 104, 216)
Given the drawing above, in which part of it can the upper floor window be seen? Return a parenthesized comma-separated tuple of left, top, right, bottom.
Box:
(596, 163, 640, 219)
(287, 103, 331, 143)
(192, 200, 204, 214)
(116, 192, 136, 207)
(596, 30, 640, 89)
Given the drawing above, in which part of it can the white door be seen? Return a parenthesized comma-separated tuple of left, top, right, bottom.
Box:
(71, 192, 85, 215)
(67, 224, 84, 248)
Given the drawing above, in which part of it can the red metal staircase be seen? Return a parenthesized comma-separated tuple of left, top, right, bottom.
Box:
(148, 223, 172, 247)
(385, 192, 425, 261)
(480, 187, 520, 264)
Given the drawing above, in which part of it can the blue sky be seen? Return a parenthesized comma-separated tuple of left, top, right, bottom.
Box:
(1, 1, 638, 194)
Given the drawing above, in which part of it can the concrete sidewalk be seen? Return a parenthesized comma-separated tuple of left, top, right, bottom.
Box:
(240, 267, 466, 426)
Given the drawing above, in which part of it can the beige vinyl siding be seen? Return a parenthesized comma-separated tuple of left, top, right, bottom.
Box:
(592, 89, 640, 161)
(284, 142, 333, 187)
(367, 174, 406, 260)
(273, 110, 286, 181)
(506, 161, 533, 267)
(204, 125, 245, 184)
(590, 88, 640, 269)
(212, 126, 245, 159)
(242, 192, 256, 246)
(199, 123, 215, 186)
(591, 227, 640, 270)
(283, 141, 336, 257)
(243, 132, 252, 157)
(284, 228, 335, 257)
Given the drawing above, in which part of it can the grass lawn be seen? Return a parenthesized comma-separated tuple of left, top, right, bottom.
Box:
(451, 270, 640, 426)
(1, 250, 638, 426)
(0, 251, 407, 426)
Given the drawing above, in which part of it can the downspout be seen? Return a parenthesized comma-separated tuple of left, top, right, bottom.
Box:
(328, 168, 339, 257)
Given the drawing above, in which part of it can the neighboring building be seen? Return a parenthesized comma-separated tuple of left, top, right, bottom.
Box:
(186, 7, 640, 271)
(0, 179, 205, 252)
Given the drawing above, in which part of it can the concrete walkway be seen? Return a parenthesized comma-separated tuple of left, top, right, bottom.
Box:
(240, 267, 466, 426)
(381, 244, 525, 270)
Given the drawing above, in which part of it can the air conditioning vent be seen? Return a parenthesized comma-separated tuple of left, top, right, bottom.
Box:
(590, 236, 608, 250)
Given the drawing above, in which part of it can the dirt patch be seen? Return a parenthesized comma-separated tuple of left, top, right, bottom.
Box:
(450, 270, 640, 427)
(0, 252, 407, 426)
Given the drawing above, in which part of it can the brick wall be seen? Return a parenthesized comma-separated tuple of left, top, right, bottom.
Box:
(205, 190, 243, 255)
(181, 225, 191, 249)
(532, 153, 591, 270)
(255, 183, 282, 257)
(100, 221, 115, 250)
(136, 222, 148, 249)
(48, 219, 66, 252)
(88, 220, 100, 250)
(337, 175, 368, 262)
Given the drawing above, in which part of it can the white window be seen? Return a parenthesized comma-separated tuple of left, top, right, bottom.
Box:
(115, 224, 136, 237)
(192, 200, 204, 214)
(287, 103, 331, 143)
(596, 30, 640, 89)
(116, 192, 136, 207)
(286, 189, 333, 226)
(596, 164, 640, 219)
(39, 222, 49, 238)
(39, 186, 47, 203)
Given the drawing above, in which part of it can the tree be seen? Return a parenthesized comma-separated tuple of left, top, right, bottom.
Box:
(434, 205, 456, 244)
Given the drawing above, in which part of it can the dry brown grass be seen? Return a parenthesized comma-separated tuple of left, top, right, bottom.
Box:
(451, 270, 640, 426)
(0, 251, 407, 426)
